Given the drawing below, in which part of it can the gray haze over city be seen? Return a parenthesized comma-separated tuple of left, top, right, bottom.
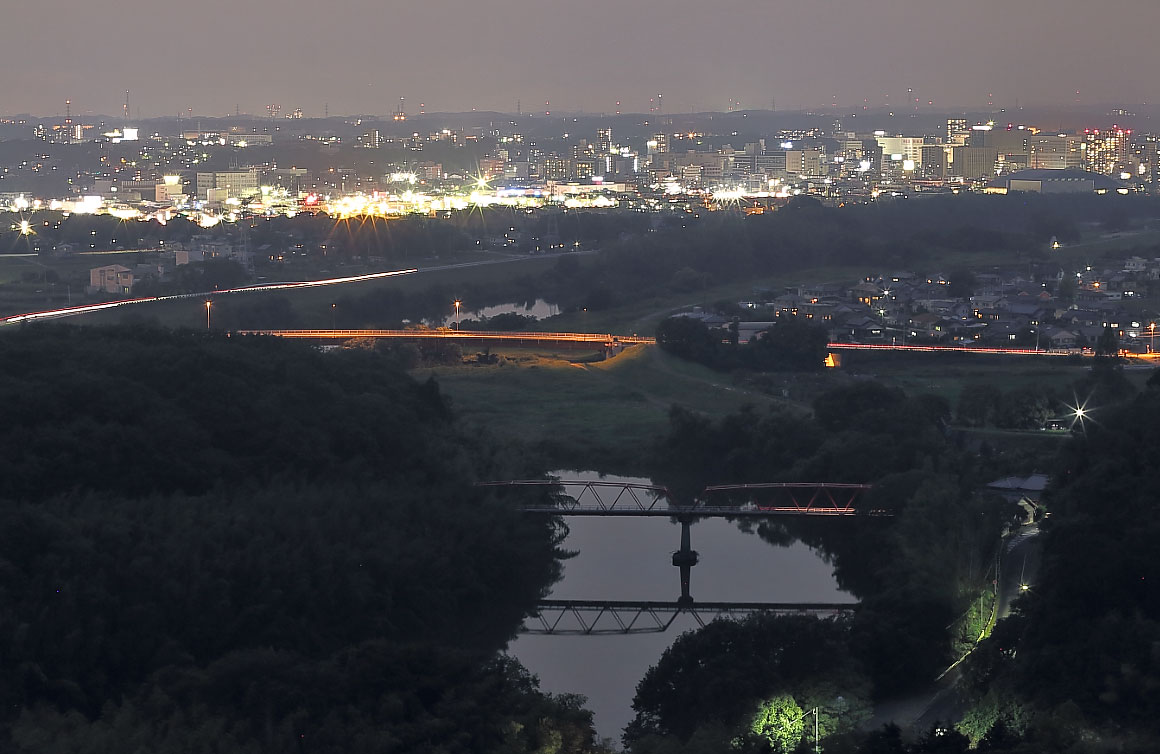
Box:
(6, 0, 1160, 117)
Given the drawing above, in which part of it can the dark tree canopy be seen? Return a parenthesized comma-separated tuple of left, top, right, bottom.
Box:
(0, 325, 603, 753)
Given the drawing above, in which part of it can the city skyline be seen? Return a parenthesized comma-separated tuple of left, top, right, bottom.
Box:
(5, 0, 1159, 118)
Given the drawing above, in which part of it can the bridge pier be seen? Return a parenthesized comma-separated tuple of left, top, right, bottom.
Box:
(672, 517, 699, 607)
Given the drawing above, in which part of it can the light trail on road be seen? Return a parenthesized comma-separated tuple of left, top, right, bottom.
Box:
(239, 329, 656, 345)
(2, 268, 418, 325)
(826, 342, 1075, 356)
(242, 333, 1102, 357)
(1, 249, 590, 327)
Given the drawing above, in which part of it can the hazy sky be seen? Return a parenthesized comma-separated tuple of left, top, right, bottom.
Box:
(7, 0, 1159, 118)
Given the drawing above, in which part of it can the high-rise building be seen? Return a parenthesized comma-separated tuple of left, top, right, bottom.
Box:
(596, 127, 612, 155)
(949, 146, 1000, 180)
(543, 156, 568, 181)
(875, 136, 927, 164)
(196, 169, 261, 200)
(784, 149, 825, 176)
(947, 118, 970, 146)
(1028, 134, 1085, 170)
(1139, 136, 1160, 187)
(1083, 129, 1131, 176)
(919, 145, 949, 178)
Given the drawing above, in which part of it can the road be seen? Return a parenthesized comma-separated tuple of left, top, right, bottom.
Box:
(2, 250, 594, 326)
(239, 328, 654, 345)
(866, 524, 1042, 735)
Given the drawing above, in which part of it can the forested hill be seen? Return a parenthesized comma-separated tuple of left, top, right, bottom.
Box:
(958, 372, 1160, 751)
(0, 326, 603, 753)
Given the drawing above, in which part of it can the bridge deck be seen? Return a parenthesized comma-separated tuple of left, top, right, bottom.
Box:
(527, 600, 857, 635)
(482, 479, 884, 516)
(237, 328, 655, 344)
(236, 329, 1094, 357)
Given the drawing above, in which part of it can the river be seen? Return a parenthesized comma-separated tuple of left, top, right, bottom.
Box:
(436, 298, 559, 327)
(507, 471, 850, 742)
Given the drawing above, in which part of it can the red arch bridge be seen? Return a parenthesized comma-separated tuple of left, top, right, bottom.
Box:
(478, 479, 882, 517)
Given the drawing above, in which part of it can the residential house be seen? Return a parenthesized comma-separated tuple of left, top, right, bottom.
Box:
(89, 264, 134, 295)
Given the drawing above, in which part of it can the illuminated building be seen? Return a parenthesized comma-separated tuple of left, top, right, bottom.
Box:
(596, 127, 612, 155)
(875, 135, 927, 164)
(984, 169, 1124, 194)
(784, 149, 825, 176)
(1028, 134, 1084, 170)
(949, 146, 1000, 179)
(226, 132, 272, 147)
(572, 159, 596, 181)
(919, 145, 949, 178)
(1083, 129, 1130, 176)
(478, 157, 505, 180)
(155, 180, 186, 204)
(648, 133, 669, 154)
(196, 169, 261, 200)
(359, 130, 383, 148)
(681, 164, 704, 188)
(543, 157, 569, 181)
(947, 118, 970, 146)
(1141, 136, 1160, 188)
(754, 151, 787, 176)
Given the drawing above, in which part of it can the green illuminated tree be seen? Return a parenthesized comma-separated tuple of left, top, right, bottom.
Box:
(750, 695, 804, 753)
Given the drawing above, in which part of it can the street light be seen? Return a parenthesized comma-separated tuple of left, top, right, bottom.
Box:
(205, 300, 212, 331)
(331, 302, 337, 330)
(1150, 322, 1155, 353)
(453, 299, 462, 329)
(792, 706, 820, 754)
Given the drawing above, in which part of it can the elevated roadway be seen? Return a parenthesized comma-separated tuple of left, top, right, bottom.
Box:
(236, 328, 654, 346)
(239, 329, 1118, 358)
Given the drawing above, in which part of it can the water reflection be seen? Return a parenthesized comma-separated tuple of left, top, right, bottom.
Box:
(437, 298, 559, 326)
(507, 471, 849, 741)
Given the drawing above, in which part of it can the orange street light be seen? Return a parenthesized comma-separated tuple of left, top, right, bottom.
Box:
(205, 300, 212, 330)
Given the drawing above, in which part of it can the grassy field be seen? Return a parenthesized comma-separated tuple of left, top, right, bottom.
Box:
(852, 354, 1092, 405)
(850, 352, 1156, 406)
(424, 338, 1157, 473)
(421, 344, 788, 470)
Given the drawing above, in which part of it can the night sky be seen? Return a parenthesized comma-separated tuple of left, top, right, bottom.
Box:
(6, 0, 1160, 118)
(9, 0, 1160, 117)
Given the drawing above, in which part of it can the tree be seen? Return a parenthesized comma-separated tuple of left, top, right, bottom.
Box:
(750, 695, 804, 753)
(1094, 324, 1120, 361)
(746, 318, 829, 372)
(0, 326, 603, 751)
(655, 316, 721, 366)
(625, 614, 869, 748)
(956, 384, 1001, 427)
(812, 382, 906, 432)
(946, 268, 978, 300)
(992, 387, 1050, 430)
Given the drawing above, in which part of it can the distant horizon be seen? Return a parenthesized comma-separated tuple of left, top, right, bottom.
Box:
(5, 100, 1158, 125)
(5, 0, 1157, 121)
